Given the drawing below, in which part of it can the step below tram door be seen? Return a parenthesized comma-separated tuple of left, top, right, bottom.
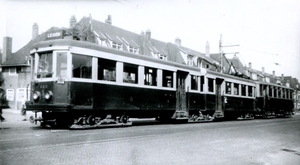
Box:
(172, 70, 189, 120)
(214, 77, 225, 119)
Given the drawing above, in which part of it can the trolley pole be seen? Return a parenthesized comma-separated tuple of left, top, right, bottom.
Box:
(219, 34, 239, 73)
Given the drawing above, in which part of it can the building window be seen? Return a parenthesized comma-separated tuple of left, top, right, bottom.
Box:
(208, 78, 214, 92)
(187, 55, 193, 66)
(159, 54, 167, 61)
(9, 67, 17, 75)
(226, 82, 231, 94)
(123, 63, 138, 84)
(234, 83, 239, 95)
(98, 58, 116, 81)
(191, 75, 198, 90)
(162, 70, 173, 88)
(112, 42, 123, 50)
(129, 46, 139, 54)
(72, 54, 92, 79)
(144, 67, 157, 86)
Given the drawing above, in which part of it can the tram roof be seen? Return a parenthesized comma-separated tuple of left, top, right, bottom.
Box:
(30, 39, 202, 73)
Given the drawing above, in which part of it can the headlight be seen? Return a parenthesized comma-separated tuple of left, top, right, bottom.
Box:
(33, 91, 41, 100)
(45, 91, 53, 100)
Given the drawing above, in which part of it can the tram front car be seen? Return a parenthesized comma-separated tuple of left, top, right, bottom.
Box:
(25, 40, 81, 127)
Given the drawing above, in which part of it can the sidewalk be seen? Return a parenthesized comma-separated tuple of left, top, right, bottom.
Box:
(1, 108, 39, 123)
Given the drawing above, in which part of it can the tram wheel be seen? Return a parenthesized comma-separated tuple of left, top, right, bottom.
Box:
(87, 115, 95, 125)
(120, 115, 128, 123)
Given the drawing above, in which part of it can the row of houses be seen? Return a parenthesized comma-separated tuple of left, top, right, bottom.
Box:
(0, 15, 299, 109)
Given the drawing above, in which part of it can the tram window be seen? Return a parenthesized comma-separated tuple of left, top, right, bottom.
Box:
(241, 85, 246, 96)
(200, 76, 204, 92)
(98, 58, 116, 81)
(144, 67, 157, 86)
(274, 88, 277, 98)
(268, 86, 273, 97)
(259, 85, 263, 96)
(72, 54, 92, 79)
(162, 70, 173, 88)
(207, 78, 214, 92)
(191, 75, 198, 90)
(248, 86, 253, 97)
(278, 88, 281, 98)
(56, 52, 67, 78)
(37, 52, 53, 78)
(226, 82, 231, 94)
(234, 83, 239, 95)
(123, 63, 138, 84)
(282, 89, 286, 98)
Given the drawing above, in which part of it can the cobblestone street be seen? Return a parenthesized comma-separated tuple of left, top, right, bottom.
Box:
(1, 109, 300, 165)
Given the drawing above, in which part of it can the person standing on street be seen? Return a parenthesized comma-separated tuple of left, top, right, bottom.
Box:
(0, 88, 6, 122)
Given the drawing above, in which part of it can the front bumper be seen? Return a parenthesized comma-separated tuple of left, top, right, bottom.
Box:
(25, 102, 71, 112)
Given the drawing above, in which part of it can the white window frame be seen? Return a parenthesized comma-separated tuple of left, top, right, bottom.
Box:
(9, 67, 17, 75)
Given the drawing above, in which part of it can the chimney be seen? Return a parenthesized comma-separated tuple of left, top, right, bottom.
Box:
(205, 41, 210, 57)
(249, 62, 252, 69)
(32, 23, 39, 40)
(273, 71, 275, 77)
(146, 29, 151, 41)
(105, 15, 112, 24)
(281, 74, 284, 80)
(262, 67, 265, 74)
(70, 15, 77, 28)
(175, 37, 181, 46)
(1, 37, 12, 64)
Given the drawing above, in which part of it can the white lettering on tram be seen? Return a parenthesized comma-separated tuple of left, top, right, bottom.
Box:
(47, 32, 61, 38)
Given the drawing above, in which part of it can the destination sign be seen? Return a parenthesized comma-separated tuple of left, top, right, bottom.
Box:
(45, 30, 64, 40)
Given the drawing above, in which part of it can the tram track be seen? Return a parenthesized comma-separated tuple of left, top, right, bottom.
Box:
(0, 116, 299, 153)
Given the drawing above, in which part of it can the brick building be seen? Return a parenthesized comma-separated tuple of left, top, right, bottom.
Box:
(0, 15, 299, 110)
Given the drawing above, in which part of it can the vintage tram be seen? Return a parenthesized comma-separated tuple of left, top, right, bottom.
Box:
(25, 37, 294, 128)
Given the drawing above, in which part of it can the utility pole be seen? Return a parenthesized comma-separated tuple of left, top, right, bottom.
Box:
(219, 34, 239, 73)
(219, 34, 223, 73)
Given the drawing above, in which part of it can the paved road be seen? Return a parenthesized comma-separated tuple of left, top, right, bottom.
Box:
(0, 109, 300, 165)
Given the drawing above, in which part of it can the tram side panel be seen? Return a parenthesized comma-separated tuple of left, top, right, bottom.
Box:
(223, 96, 255, 119)
(89, 83, 177, 119)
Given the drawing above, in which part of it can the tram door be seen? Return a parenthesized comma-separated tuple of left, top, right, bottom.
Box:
(214, 78, 224, 118)
(176, 71, 188, 112)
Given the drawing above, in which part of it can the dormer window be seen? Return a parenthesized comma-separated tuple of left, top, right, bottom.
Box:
(129, 46, 139, 54)
(112, 42, 123, 50)
(187, 55, 193, 66)
(159, 54, 167, 60)
(265, 77, 270, 83)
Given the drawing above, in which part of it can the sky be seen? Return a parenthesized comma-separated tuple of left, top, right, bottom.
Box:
(0, 0, 300, 80)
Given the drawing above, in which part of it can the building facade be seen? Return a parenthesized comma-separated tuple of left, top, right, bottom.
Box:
(1, 15, 299, 110)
